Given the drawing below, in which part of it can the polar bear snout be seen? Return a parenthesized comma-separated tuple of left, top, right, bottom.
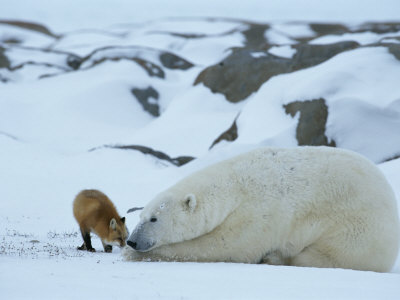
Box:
(127, 223, 157, 252)
(127, 240, 137, 249)
(127, 235, 155, 252)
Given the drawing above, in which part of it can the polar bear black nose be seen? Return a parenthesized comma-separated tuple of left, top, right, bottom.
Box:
(127, 241, 137, 250)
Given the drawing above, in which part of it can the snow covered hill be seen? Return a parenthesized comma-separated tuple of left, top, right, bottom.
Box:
(1, 1, 400, 299)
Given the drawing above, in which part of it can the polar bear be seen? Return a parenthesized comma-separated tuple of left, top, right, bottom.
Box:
(123, 147, 400, 272)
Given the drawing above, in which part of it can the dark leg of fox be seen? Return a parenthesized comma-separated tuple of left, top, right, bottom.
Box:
(78, 230, 95, 252)
(101, 241, 112, 253)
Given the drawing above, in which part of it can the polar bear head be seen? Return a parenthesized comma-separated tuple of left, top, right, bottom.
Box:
(126, 189, 206, 252)
(126, 173, 241, 252)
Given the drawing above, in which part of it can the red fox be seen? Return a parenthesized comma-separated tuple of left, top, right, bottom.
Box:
(73, 189, 128, 253)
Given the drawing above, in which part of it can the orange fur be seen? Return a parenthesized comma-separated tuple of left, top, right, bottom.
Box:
(73, 189, 128, 252)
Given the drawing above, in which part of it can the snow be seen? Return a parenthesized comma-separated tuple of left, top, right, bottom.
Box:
(270, 23, 315, 39)
(1, 0, 400, 299)
(250, 52, 267, 58)
(327, 98, 400, 163)
(310, 31, 400, 46)
(2, 256, 400, 300)
(268, 45, 297, 58)
(235, 46, 400, 162)
(0, 24, 54, 47)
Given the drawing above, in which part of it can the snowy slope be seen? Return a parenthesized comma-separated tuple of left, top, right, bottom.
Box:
(1, 1, 400, 299)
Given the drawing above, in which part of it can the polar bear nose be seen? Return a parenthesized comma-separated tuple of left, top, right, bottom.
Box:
(127, 241, 137, 250)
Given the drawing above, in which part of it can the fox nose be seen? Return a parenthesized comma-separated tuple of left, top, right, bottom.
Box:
(127, 241, 137, 250)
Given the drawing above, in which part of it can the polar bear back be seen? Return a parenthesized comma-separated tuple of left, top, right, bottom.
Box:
(179, 146, 397, 226)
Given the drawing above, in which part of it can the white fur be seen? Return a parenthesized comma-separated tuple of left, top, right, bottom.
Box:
(124, 146, 400, 272)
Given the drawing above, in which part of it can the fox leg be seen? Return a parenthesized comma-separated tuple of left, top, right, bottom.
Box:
(102, 241, 113, 253)
(78, 229, 95, 252)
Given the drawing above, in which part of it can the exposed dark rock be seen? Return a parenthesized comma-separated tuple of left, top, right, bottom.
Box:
(382, 154, 400, 163)
(386, 44, 400, 61)
(210, 114, 239, 149)
(242, 23, 269, 49)
(3, 45, 83, 71)
(149, 31, 207, 39)
(291, 41, 360, 70)
(131, 86, 160, 117)
(134, 58, 165, 78)
(0, 20, 60, 38)
(0, 47, 10, 69)
(80, 46, 167, 78)
(1, 37, 22, 44)
(159, 52, 194, 70)
(90, 144, 195, 167)
(195, 48, 292, 103)
(82, 54, 165, 78)
(9, 61, 69, 73)
(308, 22, 400, 41)
(195, 41, 359, 103)
(309, 23, 350, 36)
(357, 22, 400, 34)
(66, 54, 83, 70)
(284, 98, 335, 147)
(8, 61, 69, 73)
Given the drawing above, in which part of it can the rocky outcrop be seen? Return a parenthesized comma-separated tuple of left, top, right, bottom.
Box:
(195, 48, 291, 103)
(241, 23, 270, 49)
(291, 41, 359, 70)
(356, 22, 400, 34)
(387, 43, 400, 61)
(309, 23, 349, 37)
(159, 52, 194, 70)
(90, 144, 195, 167)
(0, 47, 10, 69)
(2, 18, 399, 164)
(195, 41, 359, 103)
(284, 99, 335, 147)
(131, 86, 160, 117)
(383, 154, 400, 163)
(0, 20, 60, 39)
(209, 114, 239, 149)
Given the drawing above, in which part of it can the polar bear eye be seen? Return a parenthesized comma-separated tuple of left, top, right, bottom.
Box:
(150, 217, 158, 223)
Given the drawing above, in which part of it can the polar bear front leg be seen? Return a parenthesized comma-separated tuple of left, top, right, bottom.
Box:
(260, 250, 290, 265)
(122, 245, 174, 262)
(122, 246, 142, 261)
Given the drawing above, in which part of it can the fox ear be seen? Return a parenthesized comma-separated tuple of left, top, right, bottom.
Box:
(110, 218, 117, 230)
(120, 217, 125, 224)
(184, 194, 197, 213)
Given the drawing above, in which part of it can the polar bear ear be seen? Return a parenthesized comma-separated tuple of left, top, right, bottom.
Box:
(184, 194, 197, 213)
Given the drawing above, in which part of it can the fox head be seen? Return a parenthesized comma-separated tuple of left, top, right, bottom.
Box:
(106, 217, 129, 247)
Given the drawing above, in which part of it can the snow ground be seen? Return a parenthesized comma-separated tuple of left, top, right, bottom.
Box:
(2, 255, 400, 300)
(1, 1, 400, 299)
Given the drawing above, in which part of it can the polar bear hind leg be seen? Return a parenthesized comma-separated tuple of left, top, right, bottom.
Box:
(289, 245, 338, 269)
(261, 246, 338, 269)
(288, 238, 392, 272)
